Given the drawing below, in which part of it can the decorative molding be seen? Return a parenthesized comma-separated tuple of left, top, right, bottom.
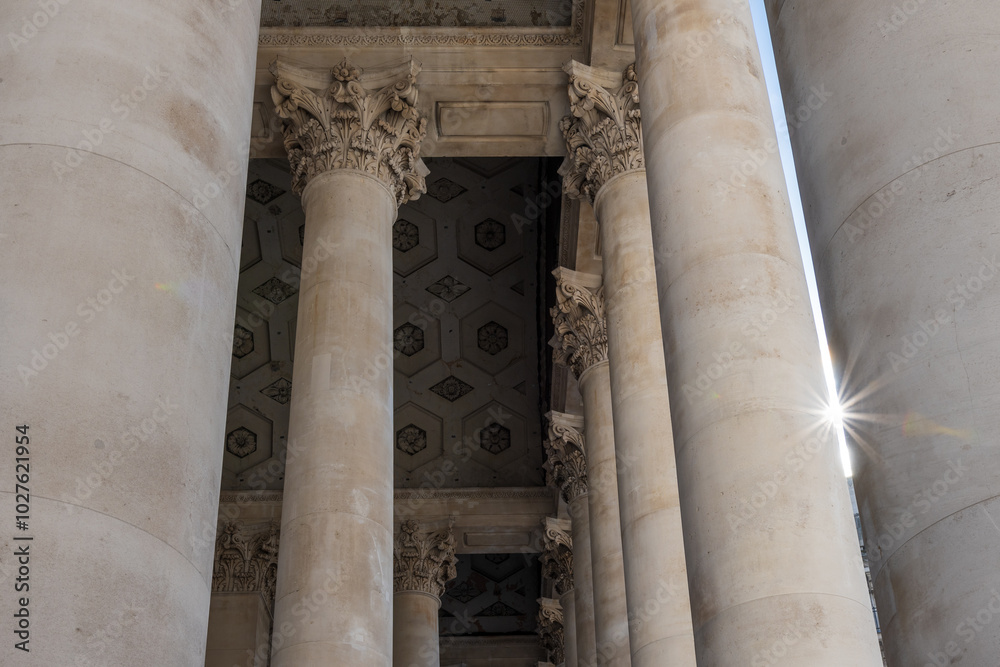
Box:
(258, 0, 586, 47)
(540, 517, 573, 596)
(543, 411, 588, 504)
(550, 267, 607, 379)
(559, 61, 643, 204)
(393, 487, 554, 501)
(270, 58, 429, 203)
(212, 521, 280, 613)
(394, 520, 459, 597)
(537, 597, 565, 665)
(219, 490, 284, 504)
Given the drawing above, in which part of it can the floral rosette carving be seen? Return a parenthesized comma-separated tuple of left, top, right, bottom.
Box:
(271, 58, 428, 204)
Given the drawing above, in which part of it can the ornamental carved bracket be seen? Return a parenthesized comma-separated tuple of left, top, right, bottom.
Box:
(212, 521, 280, 613)
(540, 516, 573, 596)
(393, 520, 458, 597)
(543, 411, 588, 504)
(537, 597, 565, 665)
(551, 267, 607, 379)
(270, 58, 429, 204)
(559, 61, 643, 203)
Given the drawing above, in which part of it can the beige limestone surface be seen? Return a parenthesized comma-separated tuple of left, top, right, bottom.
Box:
(767, 1, 1000, 663)
(0, 0, 261, 664)
(629, 0, 883, 663)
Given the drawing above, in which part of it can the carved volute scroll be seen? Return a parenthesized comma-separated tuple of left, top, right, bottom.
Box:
(537, 596, 566, 665)
(543, 411, 588, 504)
(559, 60, 643, 204)
(393, 520, 459, 597)
(212, 521, 280, 613)
(540, 516, 574, 596)
(270, 57, 429, 203)
(551, 267, 608, 380)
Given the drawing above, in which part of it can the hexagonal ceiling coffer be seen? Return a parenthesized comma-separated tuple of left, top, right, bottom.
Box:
(475, 218, 506, 251)
(480, 422, 511, 455)
(396, 424, 428, 455)
(226, 426, 258, 458)
(394, 323, 425, 357)
(393, 219, 419, 252)
(477, 321, 508, 355)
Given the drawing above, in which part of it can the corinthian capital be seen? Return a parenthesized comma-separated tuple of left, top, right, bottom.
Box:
(540, 516, 573, 596)
(393, 520, 458, 598)
(212, 521, 280, 613)
(550, 267, 607, 379)
(270, 58, 428, 203)
(544, 411, 588, 504)
(537, 597, 565, 665)
(558, 60, 643, 203)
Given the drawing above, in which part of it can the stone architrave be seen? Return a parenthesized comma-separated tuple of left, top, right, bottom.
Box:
(393, 520, 458, 667)
(544, 416, 597, 667)
(538, 597, 566, 665)
(629, 0, 884, 663)
(541, 517, 577, 667)
(559, 61, 697, 667)
(551, 273, 631, 666)
(268, 57, 427, 667)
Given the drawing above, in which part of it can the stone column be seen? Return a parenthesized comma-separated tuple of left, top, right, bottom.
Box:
(268, 58, 427, 667)
(544, 418, 598, 666)
(551, 278, 631, 666)
(560, 60, 697, 667)
(767, 2, 1000, 663)
(538, 597, 566, 666)
(627, 0, 883, 664)
(392, 521, 458, 667)
(541, 517, 577, 667)
(0, 1, 260, 664)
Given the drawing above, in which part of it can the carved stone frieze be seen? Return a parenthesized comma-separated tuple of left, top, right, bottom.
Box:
(540, 517, 573, 596)
(537, 597, 565, 665)
(543, 411, 588, 504)
(270, 58, 428, 203)
(550, 267, 608, 379)
(393, 520, 459, 597)
(559, 61, 643, 203)
(212, 521, 280, 612)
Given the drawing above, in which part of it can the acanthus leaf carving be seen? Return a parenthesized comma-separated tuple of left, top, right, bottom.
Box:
(543, 411, 588, 504)
(550, 268, 608, 379)
(212, 521, 281, 613)
(393, 520, 458, 597)
(540, 516, 573, 597)
(537, 596, 565, 665)
(270, 58, 428, 204)
(559, 61, 643, 204)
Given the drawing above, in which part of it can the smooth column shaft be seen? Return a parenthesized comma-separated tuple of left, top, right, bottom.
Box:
(271, 170, 397, 666)
(0, 1, 260, 664)
(578, 362, 632, 666)
(570, 495, 599, 667)
(562, 588, 579, 667)
(595, 170, 696, 666)
(767, 1, 1000, 663)
(630, 0, 883, 664)
(393, 591, 440, 667)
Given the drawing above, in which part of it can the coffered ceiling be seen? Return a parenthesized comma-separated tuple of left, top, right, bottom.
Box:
(221, 156, 559, 491)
